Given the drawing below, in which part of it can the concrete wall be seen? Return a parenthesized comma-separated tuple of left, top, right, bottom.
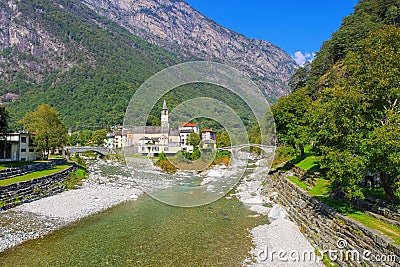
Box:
(0, 164, 77, 210)
(268, 170, 400, 266)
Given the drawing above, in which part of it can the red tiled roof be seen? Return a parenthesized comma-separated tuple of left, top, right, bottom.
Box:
(181, 122, 198, 127)
(201, 129, 216, 133)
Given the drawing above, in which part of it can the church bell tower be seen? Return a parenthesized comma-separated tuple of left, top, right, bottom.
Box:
(161, 99, 169, 129)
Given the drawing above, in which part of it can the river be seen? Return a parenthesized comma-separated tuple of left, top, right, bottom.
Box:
(0, 157, 272, 266)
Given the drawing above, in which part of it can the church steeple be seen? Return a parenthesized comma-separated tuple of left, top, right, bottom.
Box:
(161, 99, 169, 129)
(162, 99, 168, 111)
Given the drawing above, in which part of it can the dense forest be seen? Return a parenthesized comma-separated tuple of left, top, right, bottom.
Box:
(272, 0, 400, 202)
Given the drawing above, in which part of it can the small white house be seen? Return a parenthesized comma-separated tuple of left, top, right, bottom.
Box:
(179, 122, 199, 145)
(0, 132, 39, 162)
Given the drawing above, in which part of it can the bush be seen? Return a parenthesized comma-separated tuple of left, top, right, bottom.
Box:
(63, 166, 89, 189)
(155, 155, 177, 174)
(272, 145, 295, 167)
(71, 154, 87, 167)
(213, 150, 231, 165)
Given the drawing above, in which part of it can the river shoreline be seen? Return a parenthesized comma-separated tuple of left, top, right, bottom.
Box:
(1, 158, 321, 267)
(235, 160, 322, 266)
(0, 160, 142, 253)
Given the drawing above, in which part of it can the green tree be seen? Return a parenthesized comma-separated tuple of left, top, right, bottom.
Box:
(19, 104, 67, 159)
(369, 110, 400, 202)
(271, 88, 312, 159)
(79, 130, 92, 146)
(187, 132, 201, 147)
(91, 129, 108, 146)
(216, 131, 231, 148)
(0, 106, 9, 136)
(0, 106, 9, 154)
(67, 132, 80, 146)
(288, 62, 310, 91)
(312, 26, 400, 202)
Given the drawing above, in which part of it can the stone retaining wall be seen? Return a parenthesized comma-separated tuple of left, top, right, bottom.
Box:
(289, 164, 400, 226)
(0, 164, 77, 210)
(269, 171, 400, 266)
(0, 159, 67, 180)
(349, 197, 400, 227)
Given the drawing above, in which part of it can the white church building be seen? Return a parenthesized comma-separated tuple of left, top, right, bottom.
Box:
(124, 100, 194, 156)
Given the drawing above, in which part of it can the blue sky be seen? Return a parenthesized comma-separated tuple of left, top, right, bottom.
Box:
(185, 0, 358, 65)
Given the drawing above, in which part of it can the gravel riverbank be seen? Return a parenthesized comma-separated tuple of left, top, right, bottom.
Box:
(1, 158, 321, 267)
(235, 161, 322, 267)
(0, 161, 142, 253)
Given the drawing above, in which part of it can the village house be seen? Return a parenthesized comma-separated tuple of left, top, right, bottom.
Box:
(178, 122, 199, 145)
(114, 131, 127, 149)
(0, 132, 39, 162)
(201, 129, 217, 149)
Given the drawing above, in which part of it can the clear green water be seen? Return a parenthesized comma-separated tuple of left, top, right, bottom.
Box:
(0, 194, 268, 266)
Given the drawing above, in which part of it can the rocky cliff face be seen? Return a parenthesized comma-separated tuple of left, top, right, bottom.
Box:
(80, 0, 297, 99)
(0, 0, 92, 83)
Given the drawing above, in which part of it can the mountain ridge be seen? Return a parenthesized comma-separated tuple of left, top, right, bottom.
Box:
(0, 0, 297, 129)
(80, 0, 298, 99)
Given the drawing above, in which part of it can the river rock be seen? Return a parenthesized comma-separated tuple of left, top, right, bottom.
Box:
(249, 205, 271, 215)
(201, 176, 216, 185)
(268, 204, 287, 220)
(241, 195, 264, 204)
(207, 169, 223, 177)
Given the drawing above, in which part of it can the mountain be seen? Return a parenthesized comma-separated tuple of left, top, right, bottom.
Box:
(0, 0, 180, 128)
(80, 0, 298, 99)
(0, 0, 296, 129)
(296, 0, 400, 98)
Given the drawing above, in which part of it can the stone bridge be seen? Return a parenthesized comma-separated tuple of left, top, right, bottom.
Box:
(64, 146, 115, 155)
(217, 144, 275, 157)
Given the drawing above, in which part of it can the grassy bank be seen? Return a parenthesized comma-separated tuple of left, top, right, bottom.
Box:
(0, 160, 50, 171)
(282, 154, 400, 246)
(0, 164, 73, 186)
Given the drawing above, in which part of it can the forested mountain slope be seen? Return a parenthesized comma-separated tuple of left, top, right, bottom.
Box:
(0, 0, 296, 129)
(0, 0, 180, 128)
(80, 0, 298, 99)
(274, 0, 400, 202)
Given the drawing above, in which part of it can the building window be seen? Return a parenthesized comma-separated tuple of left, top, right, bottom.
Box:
(29, 148, 34, 152)
(21, 158, 26, 161)
(21, 137, 27, 143)
(21, 148, 26, 152)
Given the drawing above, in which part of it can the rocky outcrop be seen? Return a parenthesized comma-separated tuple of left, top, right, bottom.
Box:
(0, 0, 93, 83)
(0, 0, 297, 100)
(80, 0, 298, 99)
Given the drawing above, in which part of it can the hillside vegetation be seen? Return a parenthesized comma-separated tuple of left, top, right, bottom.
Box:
(272, 0, 400, 203)
(1, 0, 180, 129)
(0, 0, 281, 132)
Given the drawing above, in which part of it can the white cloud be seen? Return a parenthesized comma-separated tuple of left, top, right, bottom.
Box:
(293, 51, 314, 67)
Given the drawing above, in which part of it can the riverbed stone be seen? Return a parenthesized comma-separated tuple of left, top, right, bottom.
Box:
(266, 170, 400, 266)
